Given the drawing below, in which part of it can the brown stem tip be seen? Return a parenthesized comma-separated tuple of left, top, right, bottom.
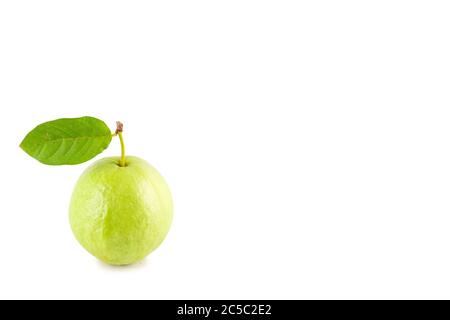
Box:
(115, 121, 124, 134)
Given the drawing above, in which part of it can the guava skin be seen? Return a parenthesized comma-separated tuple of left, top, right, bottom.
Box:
(69, 156, 173, 266)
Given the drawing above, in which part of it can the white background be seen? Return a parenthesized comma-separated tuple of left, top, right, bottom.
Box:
(1, 1, 450, 300)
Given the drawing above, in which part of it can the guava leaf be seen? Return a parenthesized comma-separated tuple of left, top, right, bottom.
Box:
(20, 116, 112, 165)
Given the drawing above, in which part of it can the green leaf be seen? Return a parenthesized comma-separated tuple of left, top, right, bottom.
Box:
(20, 116, 112, 165)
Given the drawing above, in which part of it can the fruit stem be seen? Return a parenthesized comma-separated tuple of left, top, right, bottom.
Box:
(115, 121, 126, 167)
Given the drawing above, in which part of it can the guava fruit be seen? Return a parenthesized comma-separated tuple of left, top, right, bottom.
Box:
(69, 156, 173, 266)
(20, 118, 172, 266)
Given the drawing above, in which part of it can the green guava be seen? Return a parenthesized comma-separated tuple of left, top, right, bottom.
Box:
(69, 156, 173, 266)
